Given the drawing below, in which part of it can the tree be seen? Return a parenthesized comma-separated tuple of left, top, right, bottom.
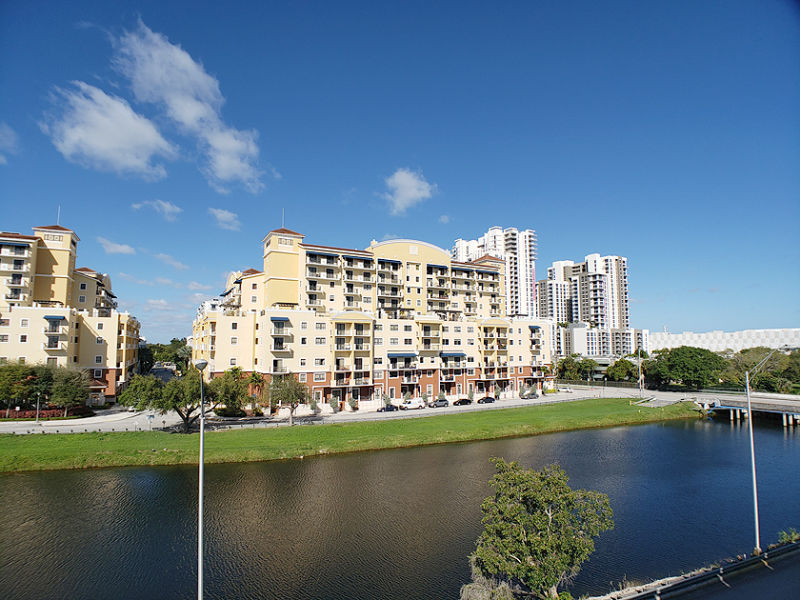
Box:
(51, 368, 89, 417)
(269, 375, 310, 426)
(466, 458, 613, 600)
(248, 372, 266, 414)
(578, 358, 598, 381)
(138, 345, 155, 374)
(120, 368, 212, 432)
(557, 355, 580, 381)
(652, 346, 727, 390)
(208, 368, 247, 416)
(606, 358, 635, 382)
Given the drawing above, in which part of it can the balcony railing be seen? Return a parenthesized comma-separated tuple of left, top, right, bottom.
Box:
(353, 343, 370, 351)
(42, 342, 67, 351)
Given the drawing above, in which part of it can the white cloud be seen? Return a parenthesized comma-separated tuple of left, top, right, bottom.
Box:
(132, 199, 182, 221)
(155, 253, 189, 270)
(208, 207, 241, 231)
(382, 168, 436, 215)
(41, 81, 175, 179)
(98, 236, 136, 254)
(146, 298, 171, 310)
(118, 272, 152, 285)
(438, 215, 450, 224)
(0, 122, 19, 164)
(113, 20, 264, 193)
(188, 281, 212, 291)
(155, 277, 176, 286)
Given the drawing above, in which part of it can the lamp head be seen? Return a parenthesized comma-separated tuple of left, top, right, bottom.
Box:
(193, 359, 208, 372)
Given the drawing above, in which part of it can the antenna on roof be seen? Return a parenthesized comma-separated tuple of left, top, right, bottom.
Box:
(57, 205, 61, 226)
(281, 208, 285, 228)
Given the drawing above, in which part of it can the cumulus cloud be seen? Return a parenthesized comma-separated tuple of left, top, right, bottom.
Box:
(41, 81, 175, 179)
(147, 298, 171, 310)
(98, 236, 136, 254)
(0, 122, 19, 164)
(438, 215, 450, 224)
(382, 168, 436, 215)
(132, 199, 182, 221)
(155, 253, 189, 270)
(208, 207, 241, 230)
(188, 281, 212, 291)
(113, 20, 264, 193)
(118, 272, 152, 285)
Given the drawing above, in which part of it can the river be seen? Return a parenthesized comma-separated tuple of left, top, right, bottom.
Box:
(1, 418, 798, 599)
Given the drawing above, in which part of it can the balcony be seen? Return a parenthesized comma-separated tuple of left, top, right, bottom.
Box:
(401, 375, 419, 384)
(5, 277, 27, 286)
(420, 330, 440, 338)
(42, 326, 68, 335)
(271, 328, 293, 337)
(271, 345, 292, 353)
(420, 343, 440, 352)
(4, 293, 26, 301)
(335, 344, 352, 351)
(306, 271, 337, 280)
(271, 366, 289, 374)
(334, 363, 351, 372)
(0, 263, 30, 272)
(353, 343, 370, 351)
(377, 274, 399, 284)
(377, 288, 400, 297)
(42, 341, 67, 351)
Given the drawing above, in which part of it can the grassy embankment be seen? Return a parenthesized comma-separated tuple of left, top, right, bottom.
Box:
(0, 398, 697, 473)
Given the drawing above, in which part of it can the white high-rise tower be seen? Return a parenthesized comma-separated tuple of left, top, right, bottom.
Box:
(452, 226, 538, 317)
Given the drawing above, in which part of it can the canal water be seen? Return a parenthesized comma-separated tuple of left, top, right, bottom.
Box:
(1, 418, 798, 599)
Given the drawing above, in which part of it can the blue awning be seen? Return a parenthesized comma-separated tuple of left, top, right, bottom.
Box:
(452, 267, 474, 273)
(270, 316, 289, 322)
(427, 263, 448, 270)
(44, 315, 66, 320)
(378, 259, 402, 265)
(3, 242, 30, 248)
(476, 269, 498, 275)
(441, 352, 466, 357)
(308, 251, 338, 258)
(529, 325, 541, 331)
(388, 352, 417, 358)
(220, 288, 233, 297)
(343, 255, 372, 261)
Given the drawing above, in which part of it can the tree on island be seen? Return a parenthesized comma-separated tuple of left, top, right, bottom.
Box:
(269, 374, 310, 426)
(461, 459, 613, 600)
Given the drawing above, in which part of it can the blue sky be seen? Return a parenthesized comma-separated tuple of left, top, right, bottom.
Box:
(1, 0, 798, 343)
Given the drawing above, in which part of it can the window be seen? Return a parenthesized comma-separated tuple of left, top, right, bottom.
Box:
(20, 319, 28, 327)
(0, 357, 6, 364)
(454, 326, 461, 333)
(96, 336, 103, 344)
(97, 323, 103, 330)
(19, 335, 27, 343)
(0, 335, 8, 343)
(251, 296, 257, 303)
(390, 337, 399, 345)
(78, 295, 86, 303)
(315, 337, 326, 345)
(299, 373, 307, 382)
(314, 358, 326, 366)
(80, 283, 87, 290)
(468, 339, 475, 345)
(390, 324, 398, 331)
(230, 358, 237, 366)
(95, 355, 102, 364)
(374, 357, 383, 365)
(314, 372, 325, 382)
(315, 322, 326, 330)
(252, 283, 257, 289)
(375, 324, 382, 331)
(301, 337, 307, 345)
(231, 336, 238, 345)
(231, 322, 238, 330)
(467, 327, 474, 333)
(404, 338, 413, 345)
(279, 237, 293, 246)
(0, 319, 8, 326)
(47, 358, 57, 367)
(301, 321, 308, 330)
(18, 357, 26, 364)
(374, 338, 383, 345)
(94, 369, 103, 378)
(403, 325, 412, 332)
(300, 358, 307, 367)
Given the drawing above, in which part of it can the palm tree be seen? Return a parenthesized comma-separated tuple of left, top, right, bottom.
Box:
(248, 372, 265, 415)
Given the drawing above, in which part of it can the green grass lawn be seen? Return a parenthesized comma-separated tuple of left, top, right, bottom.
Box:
(0, 398, 698, 473)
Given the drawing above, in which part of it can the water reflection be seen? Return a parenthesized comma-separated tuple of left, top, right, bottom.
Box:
(1, 420, 798, 599)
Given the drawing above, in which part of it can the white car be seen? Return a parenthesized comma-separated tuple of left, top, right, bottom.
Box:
(399, 398, 426, 410)
(560, 387, 573, 394)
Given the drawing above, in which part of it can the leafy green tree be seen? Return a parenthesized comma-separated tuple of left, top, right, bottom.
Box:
(118, 374, 164, 410)
(51, 368, 89, 417)
(467, 459, 613, 600)
(269, 375, 310, 426)
(209, 368, 247, 416)
(557, 355, 580, 380)
(138, 345, 155, 374)
(0, 364, 34, 414)
(248, 372, 266, 414)
(652, 346, 727, 390)
(578, 358, 598, 381)
(606, 358, 635, 382)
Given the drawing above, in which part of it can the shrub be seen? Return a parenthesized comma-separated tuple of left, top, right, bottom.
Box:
(330, 398, 340, 413)
(347, 397, 358, 411)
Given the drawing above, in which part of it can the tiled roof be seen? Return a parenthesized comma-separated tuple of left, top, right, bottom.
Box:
(269, 227, 303, 236)
(76, 267, 96, 272)
(35, 225, 74, 232)
(472, 254, 503, 264)
(241, 268, 261, 275)
(301, 243, 371, 255)
(0, 231, 38, 241)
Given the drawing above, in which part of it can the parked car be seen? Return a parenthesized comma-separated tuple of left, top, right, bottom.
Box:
(378, 404, 399, 412)
(560, 387, 574, 393)
(520, 389, 539, 399)
(453, 397, 472, 406)
(429, 398, 449, 408)
(127, 405, 137, 412)
(477, 396, 495, 404)
(399, 398, 426, 410)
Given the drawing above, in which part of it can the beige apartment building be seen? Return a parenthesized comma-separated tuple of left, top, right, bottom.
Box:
(192, 228, 554, 409)
(0, 225, 140, 403)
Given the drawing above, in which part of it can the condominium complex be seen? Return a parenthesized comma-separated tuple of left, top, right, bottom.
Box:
(555, 322, 649, 357)
(192, 228, 553, 409)
(0, 226, 140, 403)
(452, 226, 538, 318)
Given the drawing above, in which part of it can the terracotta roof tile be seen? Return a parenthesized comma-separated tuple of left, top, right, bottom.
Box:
(301, 243, 370, 255)
(0, 231, 38, 241)
(269, 227, 303, 236)
(35, 225, 74, 232)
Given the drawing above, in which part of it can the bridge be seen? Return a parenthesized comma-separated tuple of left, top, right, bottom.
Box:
(692, 391, 800, 427)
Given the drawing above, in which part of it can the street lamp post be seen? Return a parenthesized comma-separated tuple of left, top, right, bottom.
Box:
(637, 348, 644, 399)
(193, 358, 208, 599)
(743, 345, 787, 555)
(35, 391, 41, 424)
